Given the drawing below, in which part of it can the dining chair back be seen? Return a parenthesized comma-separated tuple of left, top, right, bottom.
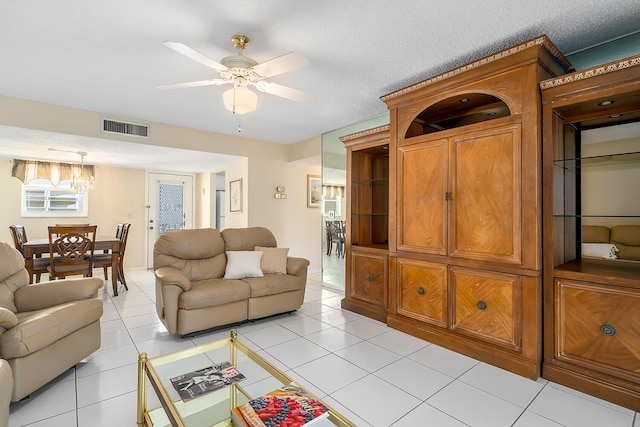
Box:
(93, 223, 130, 291)
(117, 223, 131, 288)
(325, 220, 334, 255)
(48, 225, 97, 279)
(9, 224, 50, 283)
(330, 220, 346, 257)
(9, 225, 28, 251)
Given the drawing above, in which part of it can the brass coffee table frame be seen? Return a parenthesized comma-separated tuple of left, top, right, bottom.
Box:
(137, 329, 355, 427)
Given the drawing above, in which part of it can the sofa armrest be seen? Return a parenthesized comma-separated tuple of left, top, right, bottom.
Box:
(13, 277, 103, 313)
(155, 267, 191, 291)
(0, 307, 19, 335)
(286, 257, 310, 277)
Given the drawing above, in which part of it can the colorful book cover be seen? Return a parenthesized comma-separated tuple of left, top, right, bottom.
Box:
(170, 361, 245, 401)
(231, 384, 329, 427)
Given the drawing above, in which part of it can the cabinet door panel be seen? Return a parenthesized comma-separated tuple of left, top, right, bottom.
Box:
(451, 267, 521, 350)
(450, 124, 522, 264)
(556, 280, 640, 380)
(398, 139, 448, 254)
(397, 259, 447, 327)
(351, 252, 388, 307)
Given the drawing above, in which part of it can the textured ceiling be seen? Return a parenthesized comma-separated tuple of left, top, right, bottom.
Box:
(1, 1, 639, 172)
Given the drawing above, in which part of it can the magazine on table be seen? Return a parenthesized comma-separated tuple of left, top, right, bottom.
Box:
(170, 361, 245, 401)
(231, 384, 329, 427)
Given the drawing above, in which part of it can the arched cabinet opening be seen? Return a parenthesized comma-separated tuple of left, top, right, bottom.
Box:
(405, 93, 511, 138)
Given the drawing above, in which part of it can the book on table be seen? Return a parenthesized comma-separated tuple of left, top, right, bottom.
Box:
(231, 384, 329, 427)
(170, 361, 245, 401)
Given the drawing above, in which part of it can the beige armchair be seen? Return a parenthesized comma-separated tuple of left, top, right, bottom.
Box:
(0, 242, 103, 401)
(0, 359, 11, 427)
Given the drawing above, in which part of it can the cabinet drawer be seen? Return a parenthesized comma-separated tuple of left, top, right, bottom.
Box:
(397, 259, 447, 327)
(351, 252, 388, 307)
(556, 279, 640, 381)
(451, 267, 521, 350)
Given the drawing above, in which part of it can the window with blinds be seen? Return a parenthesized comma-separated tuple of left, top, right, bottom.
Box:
(21, 180, 88, 217)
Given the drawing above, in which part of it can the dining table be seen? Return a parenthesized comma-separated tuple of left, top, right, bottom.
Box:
(22, 236, 124, 296)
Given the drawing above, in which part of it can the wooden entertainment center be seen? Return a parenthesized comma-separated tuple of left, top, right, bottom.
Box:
(340, 35, 640, 411)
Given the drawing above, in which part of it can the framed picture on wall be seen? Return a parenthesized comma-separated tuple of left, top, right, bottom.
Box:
(307, 175, 321, 208)
(230, 179, 242, 212)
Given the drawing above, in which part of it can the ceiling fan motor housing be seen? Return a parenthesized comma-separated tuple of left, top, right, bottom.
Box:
(220, 55, 258, 70)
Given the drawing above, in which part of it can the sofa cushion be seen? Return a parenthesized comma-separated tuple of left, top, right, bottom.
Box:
(242, 274, 305, 298)
(582, 225, 611, 243)
(255, 246, 289, 274)
(154, 228, 227, 281)
(224, 251, 264, 280)
(610, 225, 640, 261)
(0, 298, 103, 359)
(222, 227, 277, 252)
(179, 279, 251, 310)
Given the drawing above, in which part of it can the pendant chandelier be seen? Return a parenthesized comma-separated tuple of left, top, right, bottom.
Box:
(70, 151, 95, 194)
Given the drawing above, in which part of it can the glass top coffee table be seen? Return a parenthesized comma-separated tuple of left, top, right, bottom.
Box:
(136, 330, 355, 427)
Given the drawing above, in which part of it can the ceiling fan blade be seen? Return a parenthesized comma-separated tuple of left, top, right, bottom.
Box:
(163, 41, 228, 71)
(252, 52, 309, 78)
(258, 82, 312, 103)
(156, 79, 230, 89)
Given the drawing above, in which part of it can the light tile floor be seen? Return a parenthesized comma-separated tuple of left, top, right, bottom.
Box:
(8, 269, 640, 427)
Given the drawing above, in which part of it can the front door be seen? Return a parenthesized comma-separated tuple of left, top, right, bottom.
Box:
(146, 172, 194, 268)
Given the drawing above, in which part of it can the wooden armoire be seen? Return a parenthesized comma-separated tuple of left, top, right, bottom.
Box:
(341, 35, 572, 379)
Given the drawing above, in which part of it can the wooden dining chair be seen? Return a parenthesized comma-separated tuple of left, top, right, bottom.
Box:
(93, 223, 130, 290)
(330, 221, 346, 257)
(9, 224, 50, 283)
(325, 220, 334, 255)
(47, 225, 97, 280)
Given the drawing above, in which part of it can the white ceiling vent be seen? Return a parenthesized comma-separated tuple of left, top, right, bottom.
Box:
(102, 118, 149, 138)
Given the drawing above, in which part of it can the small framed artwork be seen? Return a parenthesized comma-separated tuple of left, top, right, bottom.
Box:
(307, 174, 321, 208)
(230, 179, 242, 212)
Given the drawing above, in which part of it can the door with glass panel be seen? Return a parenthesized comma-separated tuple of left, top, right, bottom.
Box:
(146, 173, 193, 268)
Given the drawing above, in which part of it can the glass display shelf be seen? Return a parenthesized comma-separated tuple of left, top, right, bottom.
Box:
(553, 214, 640, 218)
(553, 151, 640, 172)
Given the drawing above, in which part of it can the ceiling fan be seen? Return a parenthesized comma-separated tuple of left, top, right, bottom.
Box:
(158, 35, 311, 114)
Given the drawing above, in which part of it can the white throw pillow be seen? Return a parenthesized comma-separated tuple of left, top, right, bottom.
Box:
(255, 246, 289, 274)
(224, 251, 264, 279)
(582, 243, 619, 259)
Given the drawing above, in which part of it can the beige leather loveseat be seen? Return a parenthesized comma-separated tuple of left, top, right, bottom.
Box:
(154, 227, 310, 335)
(582, 224, 640, 261)
(0, 242, 103, 401)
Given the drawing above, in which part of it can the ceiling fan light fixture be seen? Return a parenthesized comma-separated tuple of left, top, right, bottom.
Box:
(223, 86, 258, 115)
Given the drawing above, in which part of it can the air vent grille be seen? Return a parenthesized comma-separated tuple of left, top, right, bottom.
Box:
(102, 118, 149, 138)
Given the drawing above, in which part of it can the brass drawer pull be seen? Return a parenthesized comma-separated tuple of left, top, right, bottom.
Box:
(601, 324, 616, 336)
(365, 274, 372, 281)
(477, 300, 487, 310)
(417, 287, 425, 295)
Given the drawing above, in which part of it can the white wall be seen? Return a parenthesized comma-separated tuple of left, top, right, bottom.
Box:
(0, 96, 323, 272)
(0, 160, 148, 269)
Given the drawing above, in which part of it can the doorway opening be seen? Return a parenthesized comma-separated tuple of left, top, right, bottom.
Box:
(146, 172, 194, 268)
